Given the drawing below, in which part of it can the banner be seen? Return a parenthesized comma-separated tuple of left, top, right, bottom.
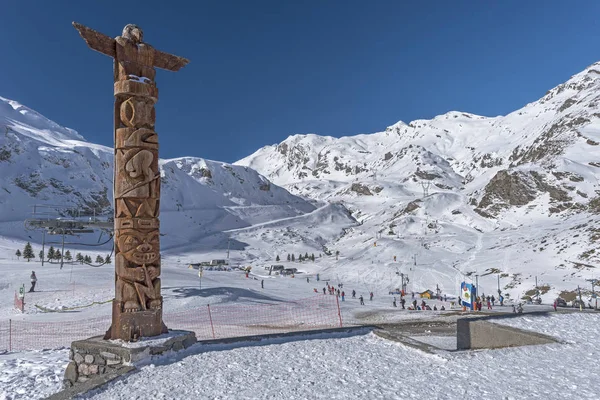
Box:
(460, 281, 475, 310)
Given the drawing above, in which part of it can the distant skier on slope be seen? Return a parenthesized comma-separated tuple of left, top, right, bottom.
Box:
(359, 295, 364, 305)
(29, 271, 37, 292)
(352, 290, 356, 298)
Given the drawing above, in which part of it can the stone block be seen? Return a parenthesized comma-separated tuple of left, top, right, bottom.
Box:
(94, 356, 106, 366)
(88, 364, 99, 375)
(84, 355, 94, 364)
(106, 358, 121, 366)
(73, 353, 84, 364)
(78, 377, 89, 383)
(457, 318, 557, 350)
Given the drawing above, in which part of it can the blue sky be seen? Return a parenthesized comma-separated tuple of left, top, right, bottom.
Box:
(1, 1, 599, 163)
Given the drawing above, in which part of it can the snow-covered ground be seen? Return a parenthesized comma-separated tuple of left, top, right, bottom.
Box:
(2, 312, 598, 399)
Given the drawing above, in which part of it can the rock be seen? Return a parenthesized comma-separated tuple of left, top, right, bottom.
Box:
(150, 346, 168, 355)
(88, 364, 99, 374)
(78, 377, 89, 383)
(100, 351, 119, 360)
(350, 183, 372, 196)
(64, 361, 78, 385)
(94, 356, 106, 366)
(182, 335, 197, 349)
(73, 353, 84, 364)
(84, 354, 94, 364)
(172, 341, 183, 352)
(106, 358, 121, 366)
(78, 363, 89, 375)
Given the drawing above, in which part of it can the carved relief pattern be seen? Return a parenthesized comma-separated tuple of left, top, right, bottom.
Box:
(113, 30, 162, 317)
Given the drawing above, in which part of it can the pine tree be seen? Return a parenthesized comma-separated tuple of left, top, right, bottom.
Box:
(15, 249, 21, 260)
(104, 255, 112, 264)
(38, 250, 44, 261)
(276, 255, 280, 262)
(95, 255, 104, 263)
(23, 242, 35, 262)
(64, 250, 72, 261)
(311, 253, 315, 262)
(47, 246, 55, 261)
(304, 252, 309, 259)
(76, 253, 84, 264)
(291, 254, 295, 262)
(287, 254, 291, 261)
(53, 250, 62, 261)
(299, 254, 303, 262)
(84, 255, 92, 263)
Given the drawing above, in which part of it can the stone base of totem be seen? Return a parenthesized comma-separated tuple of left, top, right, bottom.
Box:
(104, 299, 168, 341)
(60, 330, 197, 395)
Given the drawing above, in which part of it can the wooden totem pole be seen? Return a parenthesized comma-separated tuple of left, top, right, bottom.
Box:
(73, 22, 189, 341)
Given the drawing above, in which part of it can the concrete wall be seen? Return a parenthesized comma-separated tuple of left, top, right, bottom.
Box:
(457, 319, 556, 350)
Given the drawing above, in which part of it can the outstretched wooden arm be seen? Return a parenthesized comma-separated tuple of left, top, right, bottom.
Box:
(153, 49, 190, 71)
(72, 21, 116, 58)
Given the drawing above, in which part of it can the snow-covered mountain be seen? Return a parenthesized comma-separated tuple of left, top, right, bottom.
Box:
(0, 95, 321, 252)
(2, 61, 599, 304)
(236, 62, 600, 302)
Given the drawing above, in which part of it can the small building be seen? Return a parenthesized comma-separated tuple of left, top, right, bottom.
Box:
(210, 259, 228, 266)
(281, 268, 298, 275)
(420, 290, 434, 299)
(270, 265, 285, 272)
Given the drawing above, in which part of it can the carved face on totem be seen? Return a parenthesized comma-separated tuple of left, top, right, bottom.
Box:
(117, 228, 159, 265)
(122, 24, 143, 44)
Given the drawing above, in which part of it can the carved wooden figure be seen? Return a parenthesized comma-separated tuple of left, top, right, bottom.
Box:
(73, 22, 189, 341)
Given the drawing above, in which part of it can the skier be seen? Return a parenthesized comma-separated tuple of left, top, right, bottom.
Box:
(512, 304, 516, 313)
(412, 299, 417, 310)
(369, 292, 374, 301)
(393, 297, 397, 307)
(553, 299, 557, 312)
(352, 290, 356, 298)
(517, 303, 523, 314)
(359, 295, 364, 305)
(323, 287, 326, 295)
(491, 295, 496, 306)
(307, 277, 310, 283)
(411, 292, 415, 299)
(443, 295, 447, 302)
(400, 297, 406, 309)
(499, 294, 504, 306)
(29, 271, 37, 292)
(261, 279, 264, 289)
(433, 305, 437, 311)
(487, 299, 492, 310)
(341, 291, 345, 301)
